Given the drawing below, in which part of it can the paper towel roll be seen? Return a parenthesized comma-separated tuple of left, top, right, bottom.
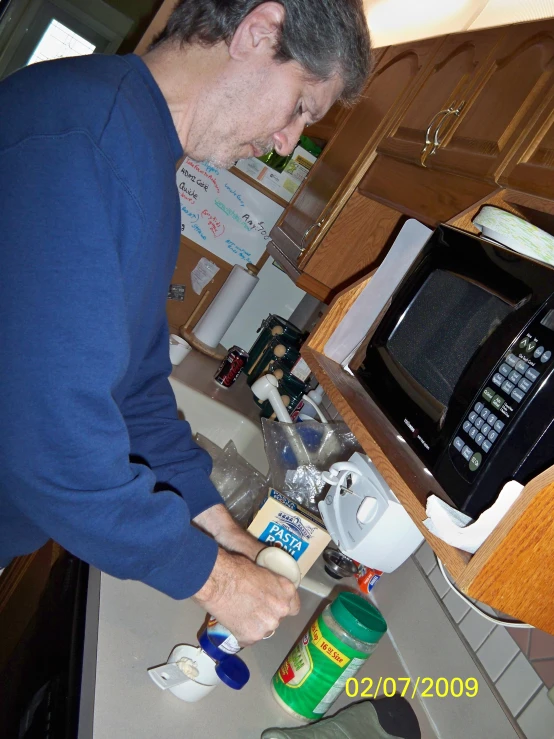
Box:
(193, 264, 259, 348)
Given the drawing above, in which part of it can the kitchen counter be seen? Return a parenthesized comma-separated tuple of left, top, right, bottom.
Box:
(82, 566, 436, 739)
(77, 349, 437, 738)
(170, 350, 263, 427)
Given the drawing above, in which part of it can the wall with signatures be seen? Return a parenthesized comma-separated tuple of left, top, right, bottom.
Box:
(176, 157, 283, 267)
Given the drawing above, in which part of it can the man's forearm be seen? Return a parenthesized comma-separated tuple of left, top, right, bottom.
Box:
(193, 504, 264, 561)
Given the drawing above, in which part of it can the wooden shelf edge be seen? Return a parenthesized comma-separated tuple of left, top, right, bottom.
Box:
(229, 167, 290, 210)
(307, 270, 375, 353)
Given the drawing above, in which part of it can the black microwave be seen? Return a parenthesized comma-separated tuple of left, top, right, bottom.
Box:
(352, 225, 554, 517)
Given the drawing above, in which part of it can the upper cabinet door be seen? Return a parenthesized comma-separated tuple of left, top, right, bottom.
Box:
(269, 38, 441, 271)
(378, 29, 503, 169)
(499, 86, 554, 199)
(427, 20, 554, 182)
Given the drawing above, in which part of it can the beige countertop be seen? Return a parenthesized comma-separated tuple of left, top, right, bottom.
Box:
(171, 350, 263, 426)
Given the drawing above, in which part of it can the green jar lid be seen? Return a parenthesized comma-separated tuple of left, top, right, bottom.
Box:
(330, 592, 387, 644)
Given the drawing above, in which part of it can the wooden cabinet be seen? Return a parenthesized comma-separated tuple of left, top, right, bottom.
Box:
(378, 28, 503, 169)
(378, 20, 554, 184)
(499, 84, 554, 199)
(268, 38, 442, 279)
(276, 19, 554, 302)
(431, 20, 554, 182)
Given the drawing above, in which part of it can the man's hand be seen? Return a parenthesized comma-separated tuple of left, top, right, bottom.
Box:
(194, 504, 264, 561)
(192, 548, 301, 647)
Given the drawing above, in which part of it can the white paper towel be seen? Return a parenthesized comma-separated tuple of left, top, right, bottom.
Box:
(193, 264, 259, 348)
(423, 481, 524, 554)
(323, 219, 433, 367)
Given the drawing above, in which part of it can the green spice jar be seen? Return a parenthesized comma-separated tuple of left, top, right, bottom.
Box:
(271, 592, 387, 721)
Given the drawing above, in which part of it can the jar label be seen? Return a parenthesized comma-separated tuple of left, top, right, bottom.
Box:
(272, 614, 372, 720)
(310, 621, 349, 668)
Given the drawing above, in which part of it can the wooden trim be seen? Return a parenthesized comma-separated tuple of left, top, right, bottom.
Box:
(359, 155, 497, 226)
(229, 167, 289, 210)
(134, 0, 176, 54)
(463, 471, 554, 633)
(295, 273, 332, 303)
(448, 187, 554, 236)
(302, 192, 405, 293)
(307, 271, 375, 352)
(447, 188, 520, 233)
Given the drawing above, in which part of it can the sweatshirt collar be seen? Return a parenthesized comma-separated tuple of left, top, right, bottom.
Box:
(124, 54, 184, 162)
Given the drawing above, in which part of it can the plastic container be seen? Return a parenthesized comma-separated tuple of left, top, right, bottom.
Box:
(296, 384, 325, 422)
(166, 645, 221, 702)
(271, 591, 387, 721)
(169, 334, 192, 365)
(197, 548, 301, 672)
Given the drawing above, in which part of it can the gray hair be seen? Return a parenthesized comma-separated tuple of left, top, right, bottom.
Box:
(150, 0, 372, 104)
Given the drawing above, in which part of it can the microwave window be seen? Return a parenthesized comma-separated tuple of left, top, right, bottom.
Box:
(386, 270, 512, 407)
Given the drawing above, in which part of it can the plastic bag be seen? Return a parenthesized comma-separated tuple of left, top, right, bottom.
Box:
(196, 434, 268, 527)
(261, 419, 363, 513)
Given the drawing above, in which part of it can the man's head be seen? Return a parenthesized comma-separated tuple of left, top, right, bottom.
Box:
(148, 0, 372, 168)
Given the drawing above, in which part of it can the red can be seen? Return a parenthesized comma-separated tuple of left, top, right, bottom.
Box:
(354, 563, 383, 594)
(214, 346, 249, 388)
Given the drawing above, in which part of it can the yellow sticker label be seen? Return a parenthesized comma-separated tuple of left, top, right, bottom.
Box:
(295, 155, 314, 170)
(310, 622, 350, 667)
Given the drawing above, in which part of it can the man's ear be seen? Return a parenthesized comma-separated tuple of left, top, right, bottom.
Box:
(228, 1, 285, 61)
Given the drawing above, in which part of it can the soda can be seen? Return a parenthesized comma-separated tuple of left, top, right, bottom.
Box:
(214, 346, 249, 388)
(354, 563, 383, 594)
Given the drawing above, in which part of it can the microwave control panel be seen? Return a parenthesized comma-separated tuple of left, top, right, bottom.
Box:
(449, 308, 554, 482)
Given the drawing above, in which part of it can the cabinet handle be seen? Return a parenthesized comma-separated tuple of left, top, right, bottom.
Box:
(421, 108, 453, 166)
(429, 100, 466, 157)
(420, 101, 466, 167)
(300, 216, 326, 256)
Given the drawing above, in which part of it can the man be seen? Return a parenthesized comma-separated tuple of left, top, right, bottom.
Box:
(0, 0, 371, 645)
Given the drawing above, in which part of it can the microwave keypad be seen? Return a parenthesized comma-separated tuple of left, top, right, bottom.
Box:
(450, 327, 552, 478)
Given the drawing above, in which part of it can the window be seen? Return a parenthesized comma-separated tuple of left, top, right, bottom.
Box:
(0, 0, 133, 80)
(27, 19, 96, 65)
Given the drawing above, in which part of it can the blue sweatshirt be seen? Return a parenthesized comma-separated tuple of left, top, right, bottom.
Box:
(0, 54, 223, 598)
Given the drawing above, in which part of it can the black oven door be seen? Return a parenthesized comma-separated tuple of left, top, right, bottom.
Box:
(0, 546, 89, 739)
(354, 225, 554, 515)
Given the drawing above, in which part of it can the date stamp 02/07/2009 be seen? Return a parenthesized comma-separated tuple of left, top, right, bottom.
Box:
(345, 677, 479, 700)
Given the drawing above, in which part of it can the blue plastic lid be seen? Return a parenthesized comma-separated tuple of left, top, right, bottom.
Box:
(198, 629, 225, 661)
(215, 656, 250, 690)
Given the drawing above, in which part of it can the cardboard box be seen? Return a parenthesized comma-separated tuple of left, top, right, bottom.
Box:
(248, 489, 330, 578)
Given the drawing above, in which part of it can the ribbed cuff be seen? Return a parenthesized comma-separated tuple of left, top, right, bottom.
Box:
(141, 523, 218, 599)
(169, 468, 224, 519)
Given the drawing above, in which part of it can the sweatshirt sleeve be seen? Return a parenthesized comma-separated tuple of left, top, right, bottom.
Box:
(0, 133, 217, 599)
(120, 323, 225, 519)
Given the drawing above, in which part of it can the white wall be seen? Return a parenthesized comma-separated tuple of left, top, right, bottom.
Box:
(220, 259, 306, 352)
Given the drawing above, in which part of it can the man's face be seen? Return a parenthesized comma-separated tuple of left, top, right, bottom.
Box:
(185, 56, 344, 170)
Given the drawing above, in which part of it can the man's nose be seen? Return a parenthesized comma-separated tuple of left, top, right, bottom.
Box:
(273, 118, 306, 156)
